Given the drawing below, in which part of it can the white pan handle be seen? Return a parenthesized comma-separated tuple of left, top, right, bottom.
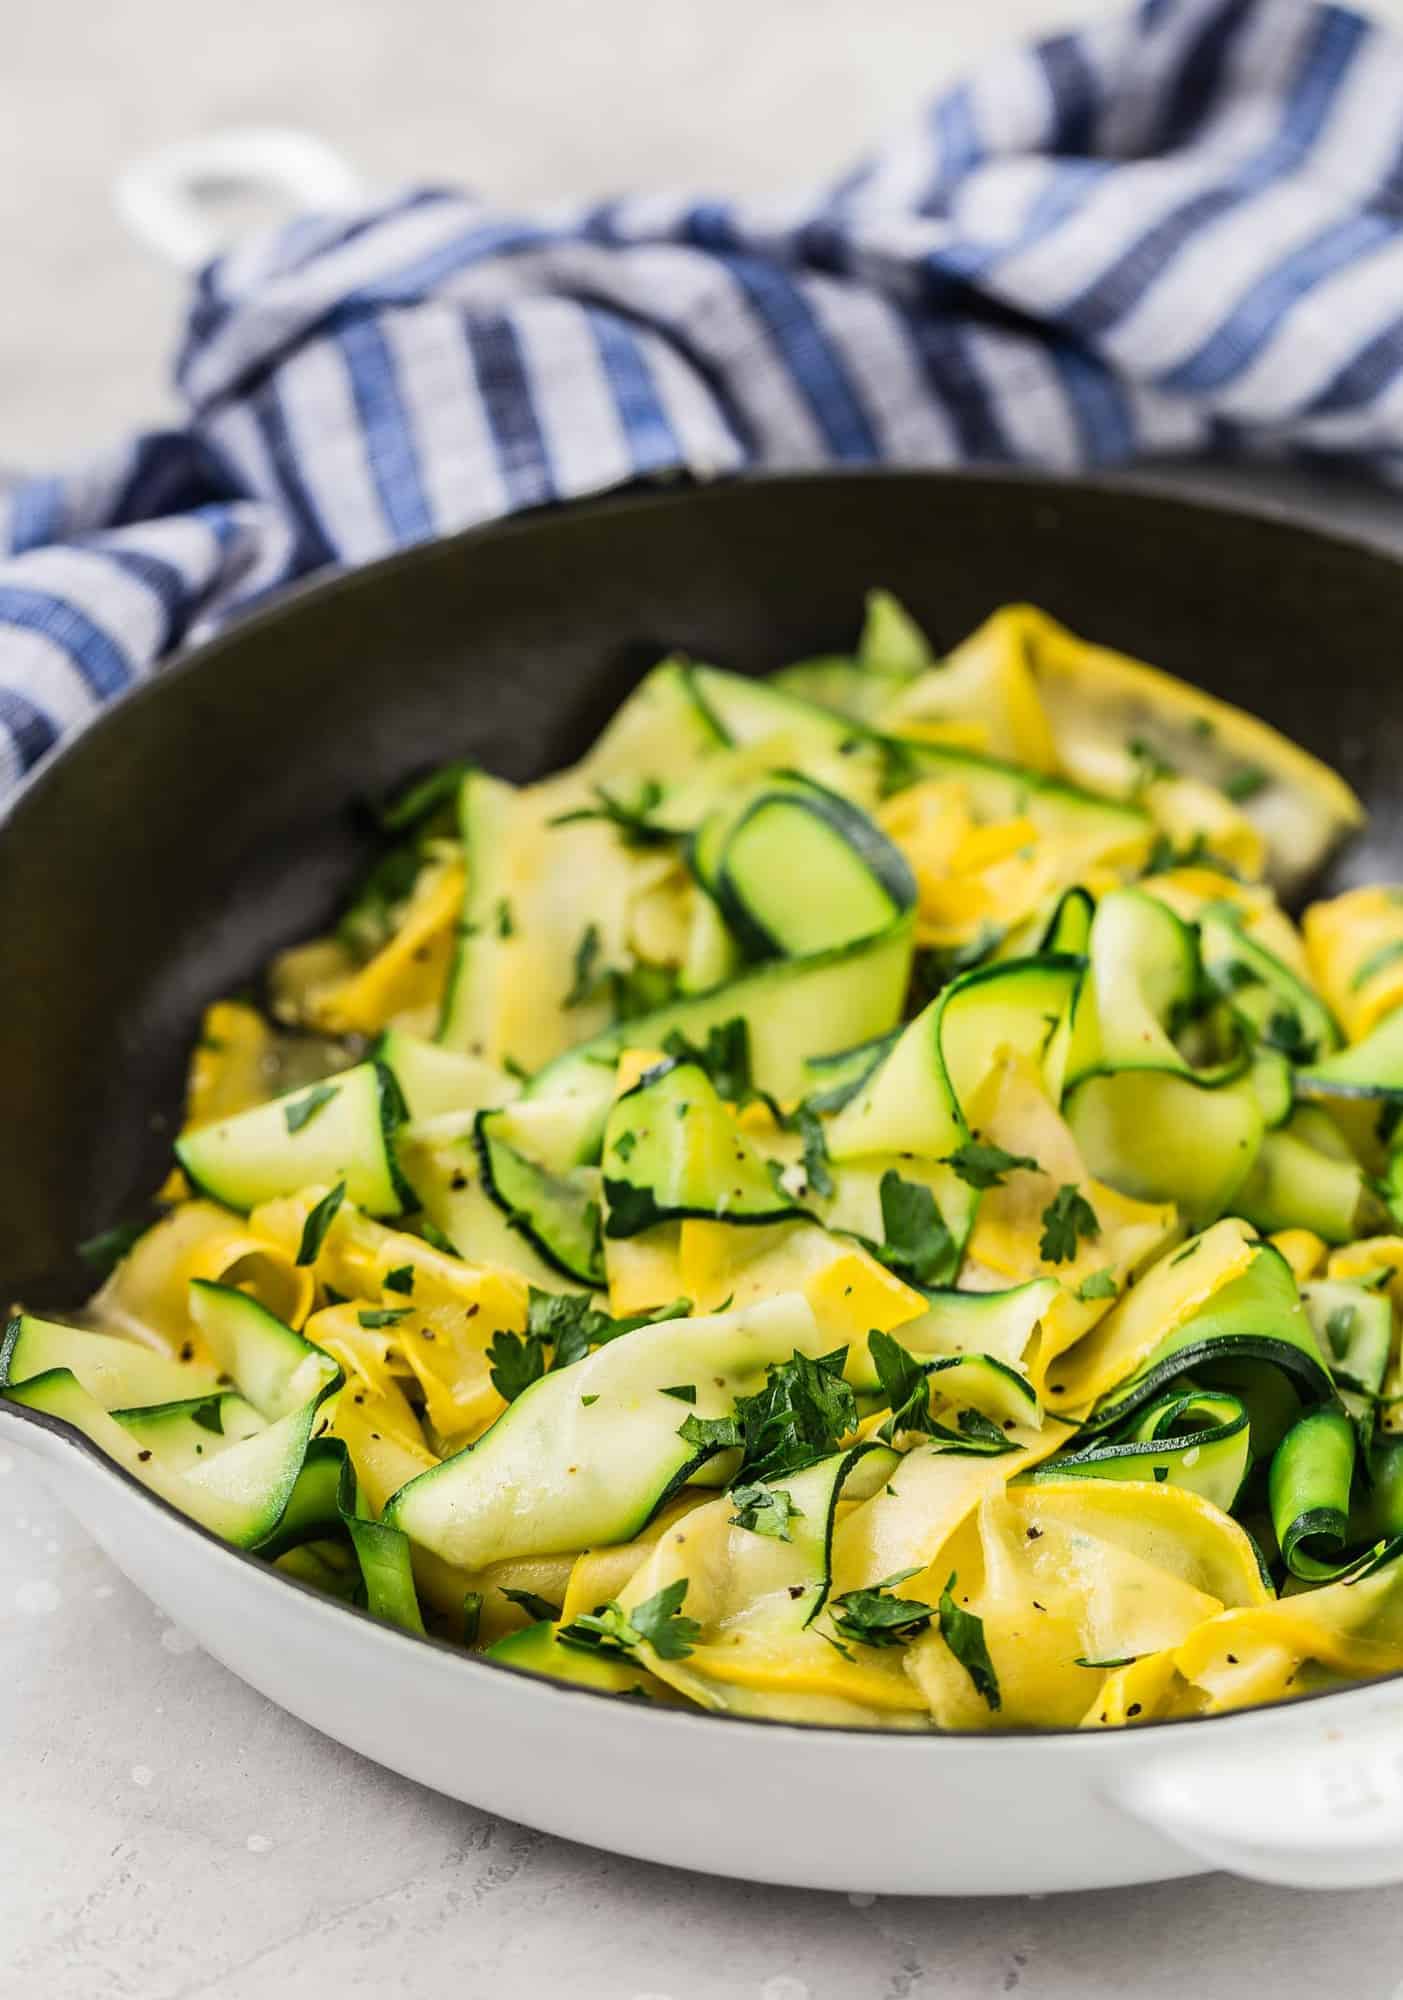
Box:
(1115, 1702, 1403, 1888)
(114, 128, 364, 271)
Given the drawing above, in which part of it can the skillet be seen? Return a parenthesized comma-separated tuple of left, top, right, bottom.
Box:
(5, 468, 1403, 1894)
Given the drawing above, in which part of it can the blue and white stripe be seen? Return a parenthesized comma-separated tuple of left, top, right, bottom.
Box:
(4, 0, 1403, 803)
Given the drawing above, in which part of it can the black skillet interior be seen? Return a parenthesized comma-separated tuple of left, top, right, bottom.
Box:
(3, 468, 1401, 1305)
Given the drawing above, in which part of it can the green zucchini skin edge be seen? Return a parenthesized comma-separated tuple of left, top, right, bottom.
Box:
(471, 1110, 605, 1287)
(1079, 1334, 1334, 1436)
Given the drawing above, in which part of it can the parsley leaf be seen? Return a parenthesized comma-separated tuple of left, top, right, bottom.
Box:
(1127, 736, 1176, 787)
(296, 1181, 347, 1266)
(728, 1482, 803, 1541)
(564, 923, 603, 1008)
(1076, 1267, 1119, 1302)
(868, 1331, 1018, 1453)
(77, 1218, 149, 1276)
(1224, 764, 1267, 804)
(283, 1082, 340, 1135)
(1353, 939, 1403, 991)
(1204, 957, 1263, 1001)
(416, 1218, 458, 1255)
(678, 1412, 743, 1453)
(941, 1141, 1039, 1190)
(938, 1572, 1001, 1710)
(870, 1328, 937, 1444)
(384, 1264, 416, 1296)
(500, 1587, 561, 1623)
(1260, 1007, 1318, 1065)
(1039, 1184, 1100, 1265)
(955, 1407, 1015, 1451)
(487, 1326, 548, 1403)
(377, 759, 473, 834)
(559, 1579, 699, 1661)
(829, 1568, 933, 1648)
(734, 1347, 857, 1482)
(549, 779, 669, 847)
(793, 1103, 834, 1199)
(529, 1288, 690, 1372)
(661, 1017, 753, 1105)
(677, 1347, 856, 1482)
(876, 1170, 957, 1287)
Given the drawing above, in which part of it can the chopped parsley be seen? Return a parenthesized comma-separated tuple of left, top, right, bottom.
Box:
(549, 779, 669, 846)
(1039, 1184, 1100, 1265)
(661, 1383, 697, 1403)
(416, 1218, 458, 1255)
(495, 898, 515, 939)
(282, 1082, 340, 1135)
(487, 1325, 548, 1403)
(955, 1408, 1018, 1452)
(792, 1103, 834, 1199)
(1352, 939, 1403, 991)
(500, 1587, 562, 1623)
(489, 1287, 691, 1381)
(377, 759, 473, 834)
(661, 1016, 754, 1106)
(564, 923, 603, 1008)
(679, 1346, 856, 1482)
(941, 1141, 1040, 1191)
(937, 1572, 1001, 1710)
(558, 1579, 699, 1662)
(1224, 764, 1268, 804)
(384, 1264, 416, 1296)
(1074, 1653, 1139, 1670)
(612, 1129, 638, 1162)
(829, 1568, 933, 1649)
(296, 1181, 347, 1266)
(1260, 1007, 1317, 1065)
(875, 1170, 957, 1287)
(728, 1482, 803, 1542)
(860, 1332, 1020, 1455)
(870, 1328, 937, 1444)
(1127, 736, 1176, 787)
(357, 1307, 410, 1329)
(77, 1218, 149, 1276)
(462, 1591, 483, 1646)
(1076, 1267, 1119, 1302)
(1205, 957, 1263, 1000)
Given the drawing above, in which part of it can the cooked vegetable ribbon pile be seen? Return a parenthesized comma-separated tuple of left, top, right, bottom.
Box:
(17, 592, 1403, 1731)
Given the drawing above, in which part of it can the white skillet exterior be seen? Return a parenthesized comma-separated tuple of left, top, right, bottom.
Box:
(9, 1402, 1403, 1896)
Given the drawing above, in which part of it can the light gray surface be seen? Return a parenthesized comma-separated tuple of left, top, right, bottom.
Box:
(5, 1460, 1403, 2000)
(7, 2, 1403, 1994)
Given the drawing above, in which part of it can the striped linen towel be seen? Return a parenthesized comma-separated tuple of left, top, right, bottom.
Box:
(4, 0, 1403, 803)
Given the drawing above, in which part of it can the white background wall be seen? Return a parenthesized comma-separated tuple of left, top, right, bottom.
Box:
(0, 0, 1158, 461)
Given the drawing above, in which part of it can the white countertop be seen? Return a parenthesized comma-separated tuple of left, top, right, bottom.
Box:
(8, 2, 1403, 1992)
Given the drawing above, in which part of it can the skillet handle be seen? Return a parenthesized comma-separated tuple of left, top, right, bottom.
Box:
(113, 128, 363, 271)
(1113, 1704, 1403, 1889)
